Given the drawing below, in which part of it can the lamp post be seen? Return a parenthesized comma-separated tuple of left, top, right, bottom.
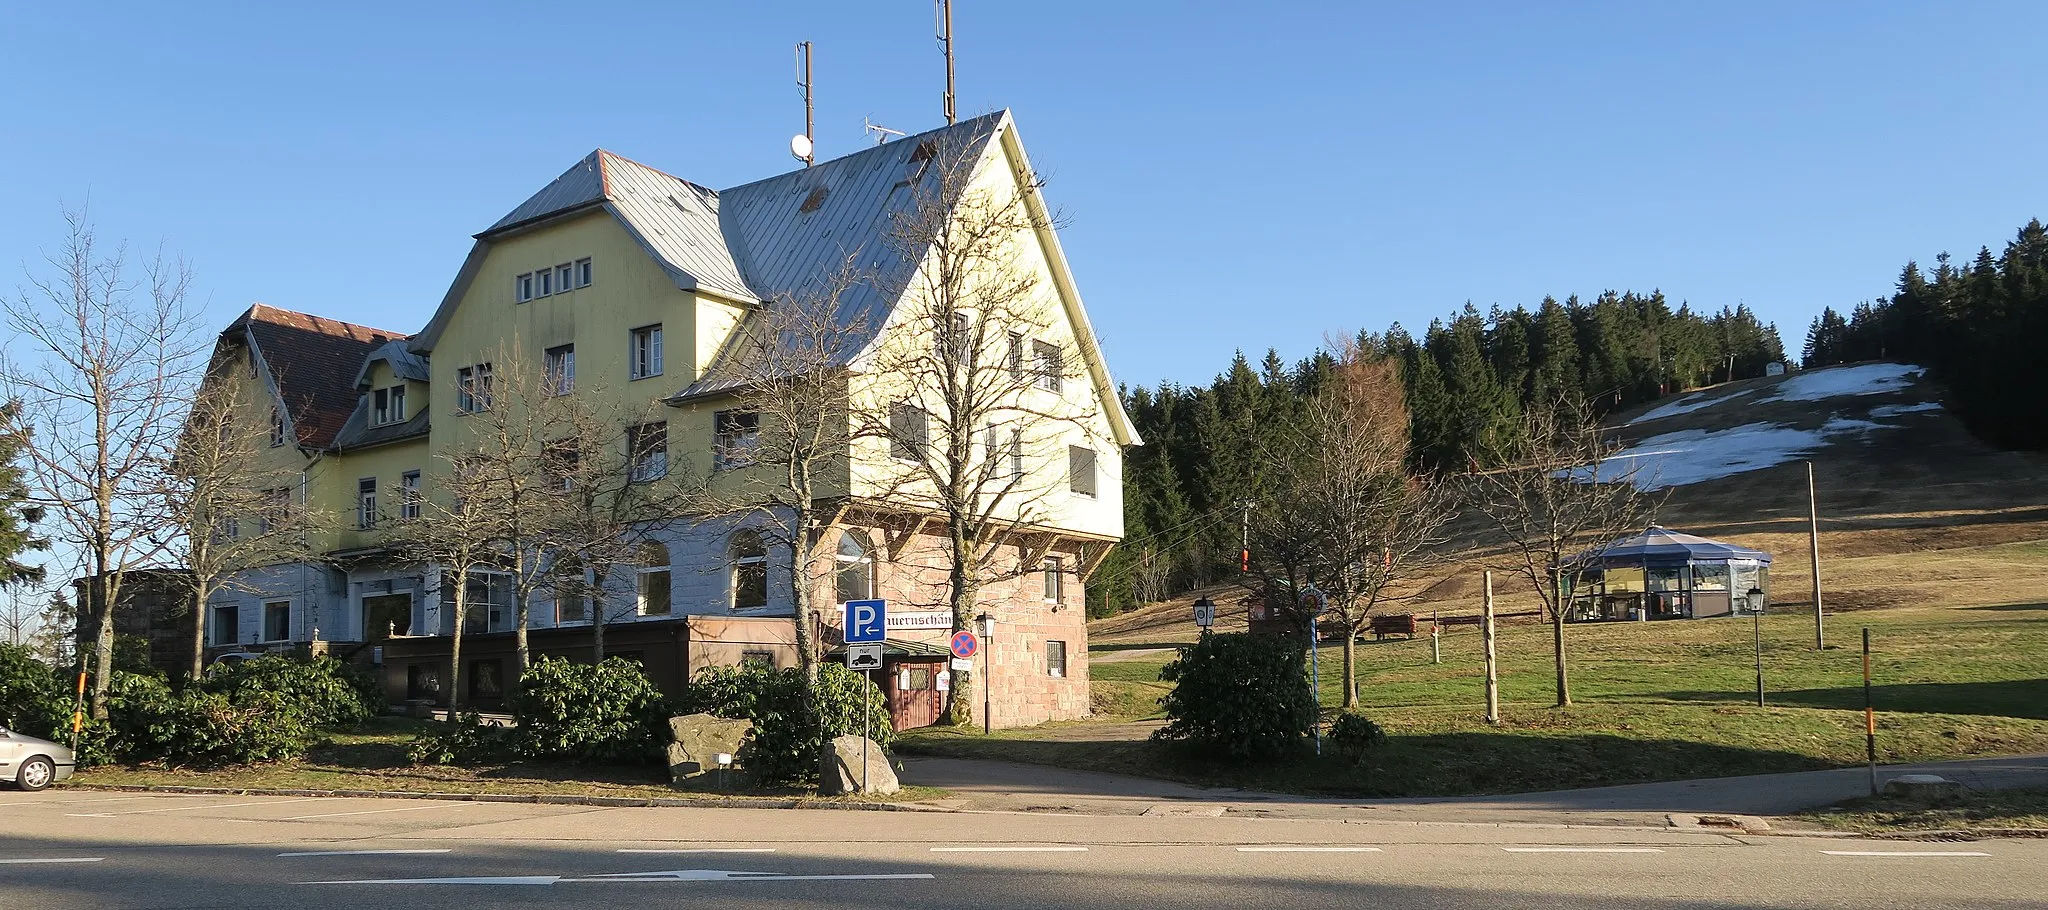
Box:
(1192, 597, 1216, 635)
(976, 612, 995, 736)
(1749, 586, 1766, 707)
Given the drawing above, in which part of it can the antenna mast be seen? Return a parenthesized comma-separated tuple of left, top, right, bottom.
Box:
(793, 41, 816, 167)
(936, 0, 956, 124)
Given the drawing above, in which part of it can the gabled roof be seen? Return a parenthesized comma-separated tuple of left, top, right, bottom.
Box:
(1566, 526, 1772, 567)
(225, 304, 408, 450)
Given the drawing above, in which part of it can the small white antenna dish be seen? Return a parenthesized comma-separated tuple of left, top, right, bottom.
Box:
(864, 117, 906, 145)
(790, 134, 814, 163)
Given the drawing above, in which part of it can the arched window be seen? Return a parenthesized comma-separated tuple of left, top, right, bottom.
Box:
(731, 530, 767, 610)
(637, 541, 671, 616)
(836, 529, 874, 604)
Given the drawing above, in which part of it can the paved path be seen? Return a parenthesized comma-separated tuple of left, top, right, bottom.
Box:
(899, 753, 2048, 827)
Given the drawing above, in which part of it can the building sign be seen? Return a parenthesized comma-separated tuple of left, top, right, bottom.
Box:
(885, 611, 953, 631)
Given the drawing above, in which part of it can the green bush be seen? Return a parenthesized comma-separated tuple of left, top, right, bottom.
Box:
(407, 712, 519, 765)
(677, 662, 891, 787)
(1329, 712, 1386, 764)
(0, 643, 70, 740)
(203, 656, 380, 729)
(507, 657, 671, 765)
(1153, 632, 1317, 759)
(106, 672, 314, 766)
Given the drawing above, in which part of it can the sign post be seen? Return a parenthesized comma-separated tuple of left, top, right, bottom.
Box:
(1301, 588, 1325, 756)
(843, 600, 886, 794)
(951, 627, 984, 733)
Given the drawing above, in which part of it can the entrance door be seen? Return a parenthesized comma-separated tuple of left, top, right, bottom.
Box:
(886, 661, 943, 730)
(363, 594, 412, 642)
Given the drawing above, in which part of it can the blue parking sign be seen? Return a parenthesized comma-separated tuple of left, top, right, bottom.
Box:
(844, 599, 887, 643)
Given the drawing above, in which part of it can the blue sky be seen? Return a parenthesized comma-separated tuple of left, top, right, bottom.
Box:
(2, 2, 2043, 389)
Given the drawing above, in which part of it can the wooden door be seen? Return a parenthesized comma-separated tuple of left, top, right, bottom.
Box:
(886, 661, 943, 730)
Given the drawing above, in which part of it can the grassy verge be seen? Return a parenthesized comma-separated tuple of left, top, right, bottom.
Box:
(70, 717, 945, 804)
(1805, 787, 2048, 834)
(907, 601, 2048, 798)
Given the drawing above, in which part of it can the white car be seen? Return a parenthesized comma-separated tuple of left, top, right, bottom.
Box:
(0, 726, 76, 791)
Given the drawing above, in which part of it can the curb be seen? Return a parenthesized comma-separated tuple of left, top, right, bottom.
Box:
(66, 783, 953, 813)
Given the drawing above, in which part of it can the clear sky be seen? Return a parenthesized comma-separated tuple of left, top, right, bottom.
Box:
(3, 2, 2043, 390)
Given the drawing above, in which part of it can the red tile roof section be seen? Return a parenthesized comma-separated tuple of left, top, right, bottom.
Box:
(230, 304, 409, 450)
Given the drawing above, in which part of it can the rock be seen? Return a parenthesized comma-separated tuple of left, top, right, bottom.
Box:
(666, 713, 754, 784)
(1883, 774, 1964, 803)
(818, 734, 899, 796)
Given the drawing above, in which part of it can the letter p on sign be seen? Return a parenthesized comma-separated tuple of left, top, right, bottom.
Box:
(844, 599, 887, 643)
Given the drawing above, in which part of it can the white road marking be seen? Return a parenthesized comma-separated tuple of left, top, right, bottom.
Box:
(303, 869, 937, 885)
(0, 858, 104, 865)
(1821, 850, 1991, 857)
(0, 795, 157, 806)
(930, 846, 1088, 853)
(1236, 846, 1383, 853)
(283, 804, 469, 820)
(278, 849, 454, 857)
(107, 797, 329, 816)
(617, 848, 777, 854)
(1503, 847, 1665, 854)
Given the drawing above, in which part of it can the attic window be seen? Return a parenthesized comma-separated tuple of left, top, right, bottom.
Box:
(900, 140, 938, 185)
(799, 186, 830, 214)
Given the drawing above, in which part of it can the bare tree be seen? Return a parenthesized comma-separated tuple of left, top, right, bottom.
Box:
(2, 210, 201, 716)
(684, 259, 869, 693)
(855, 137, 1106, 724)
(1469, 397, 1652, 708)
(387, 449, 503, 711)
(162, 372, 327, 682)
(1243, 347, 1451, 709)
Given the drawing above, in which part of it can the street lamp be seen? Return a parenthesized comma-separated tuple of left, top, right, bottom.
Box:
(1748, 586, 1767, 707)
(975, 612, 994, 735)
(1192, 597, 1216, 634)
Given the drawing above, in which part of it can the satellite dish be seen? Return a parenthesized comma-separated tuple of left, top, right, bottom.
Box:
(790, 134, 813, 161)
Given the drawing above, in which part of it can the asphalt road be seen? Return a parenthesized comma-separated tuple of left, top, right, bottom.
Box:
(2, 790, 2043, 909)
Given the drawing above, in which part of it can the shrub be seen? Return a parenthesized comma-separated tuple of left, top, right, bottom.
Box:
(407, 712, 519, 765)
(1328, 712, 1386, 764)
(0, 643, 70, 740)
(507, 657, 671, 764)
(677, 662, 891, 787)
(107, 672, 314, 766)
(1152, 632, 1317, 759)
(202, 656, 380, 729)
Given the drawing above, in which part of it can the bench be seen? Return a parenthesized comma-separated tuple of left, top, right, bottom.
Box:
(1369, 613, 1417, 640)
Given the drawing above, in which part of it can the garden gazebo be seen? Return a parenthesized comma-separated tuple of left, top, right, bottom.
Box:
(1561, 526, 1771, 622)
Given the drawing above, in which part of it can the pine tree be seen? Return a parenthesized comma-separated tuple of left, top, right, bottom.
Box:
(0, 403, 47, 590)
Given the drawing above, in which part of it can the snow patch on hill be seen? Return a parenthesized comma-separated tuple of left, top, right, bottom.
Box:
(1628, 389, 1757, 425)
(1765, 362, 1922, 402)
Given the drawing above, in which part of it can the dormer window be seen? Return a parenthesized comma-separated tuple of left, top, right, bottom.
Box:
(269, 407, 286, 447)
(517, 260, 591, 303)
(370, 385, 406, 427)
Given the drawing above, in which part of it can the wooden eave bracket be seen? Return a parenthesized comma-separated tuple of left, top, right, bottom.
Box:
(1079, 541, 1116, 582)
(885, 514, 934, 561)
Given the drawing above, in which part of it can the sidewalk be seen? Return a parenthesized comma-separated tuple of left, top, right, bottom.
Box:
(897, 753, 2048, 828)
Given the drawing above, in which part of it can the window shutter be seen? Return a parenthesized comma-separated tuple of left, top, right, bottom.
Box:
(1068, 446, 1097, 496)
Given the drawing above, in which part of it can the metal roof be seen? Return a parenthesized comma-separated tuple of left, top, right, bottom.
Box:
(1566, 526, 1772, 567)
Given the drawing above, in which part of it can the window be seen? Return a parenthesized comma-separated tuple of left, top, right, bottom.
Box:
(457, 363, 493, 412)
(1032, 340, 1063, 393)
(371, 385, 406, 427)
(731, 530, 767, 610)
(552, 559, 588, 624)
(400, 471, 421, 520)
(537, 267, 553, 297)
(630, 325, 663, 379)
(638, 541, 672, 616)
(259, 487, 291, 534)
(741, 650, 775, 669)
(988, 425, 1023, 479)
(576, 257, 593, 288)
(836, 530, 874, 604)
(1068, 446, 1098, 497)
(406, 664, 440, 700)
(210, 604, 239, 646)
(1008, 331, 1026, 379)
(1043, 556, 1064, 604)
(544, 344, 575, 395)
(1008, 428, 1025, 478)
(1046, 640, 1067, 678)
(516, 272, 535, 303)
(544, 442, 579, 491)
(269, 407, 286, 446)
(938, 310, 971, 365)
(628, 421, 668, 482)
(714, 409, 760, 470)
(356, 477, 378, 529)
(469, 660, 504, 700)
(555, 264, 573, 294)
(889, 402, 929, 461)
(263, 601, 291, 642)
(442, 569, 511, 633)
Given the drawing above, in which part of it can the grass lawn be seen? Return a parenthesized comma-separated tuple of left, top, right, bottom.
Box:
(902, 601, 2048, 798)
(71, 717, 942, 804)
(1805, 787, 2048, 834)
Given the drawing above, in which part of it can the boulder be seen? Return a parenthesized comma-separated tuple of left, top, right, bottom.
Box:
(818, 734, 899, 796)
(1883, 774, 1964, 803)
(666, 713, 754, 783)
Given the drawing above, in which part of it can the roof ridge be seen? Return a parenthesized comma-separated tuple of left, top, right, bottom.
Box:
(243, 302, 411, 340)
(718, 110, 1009, 195)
